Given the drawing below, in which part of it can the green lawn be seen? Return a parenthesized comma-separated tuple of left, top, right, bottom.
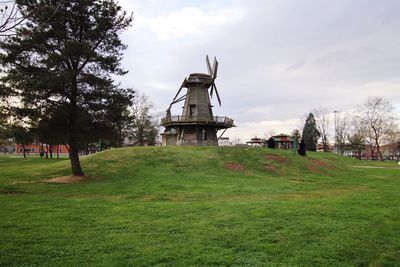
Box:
(1, 147, 399, 266)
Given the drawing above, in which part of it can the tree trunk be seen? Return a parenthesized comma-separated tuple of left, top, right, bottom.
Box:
(49, 144, 53, 159)
(41, 143, 48, 159)
(68, 73, 84, 176)
(375, 142, 383, 161)
(372, 128, 383, 161)
(370, 146, 374, 160)
(22, 145, 26, 158)
(69, 145, 84, 176)
(138, 126, 144, 146)
(323, 136, 328, 152)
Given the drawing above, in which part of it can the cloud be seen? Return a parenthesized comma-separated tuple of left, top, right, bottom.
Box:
(135, 6, 245, 41)
(117, 0, 400, 142)
(286, 60, 306, 72)
(228, 118, 301, 141)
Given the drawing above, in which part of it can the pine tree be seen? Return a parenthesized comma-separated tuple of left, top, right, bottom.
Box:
(298, 139, 306, 156)
(302, 113, 320, 151)
(267, 137, 275, 149)
(0, 0, 133, 176)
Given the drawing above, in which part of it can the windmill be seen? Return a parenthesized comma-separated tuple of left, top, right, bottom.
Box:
(169, 55, 221, 109)
(161, 55, 235, 146)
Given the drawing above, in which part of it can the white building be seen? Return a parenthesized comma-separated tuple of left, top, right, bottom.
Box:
(218, 137, 233, 146)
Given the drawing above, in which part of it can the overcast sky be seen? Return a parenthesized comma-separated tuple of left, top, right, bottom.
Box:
(117, 0, 400, 142)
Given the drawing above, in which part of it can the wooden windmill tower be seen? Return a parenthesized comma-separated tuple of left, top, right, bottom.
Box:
(161, 56, 235, 146)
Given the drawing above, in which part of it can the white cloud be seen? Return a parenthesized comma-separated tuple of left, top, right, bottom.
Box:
(228, 119, 300, 142)
(135, 6, 245, 41)
(117, 0, 400, 142)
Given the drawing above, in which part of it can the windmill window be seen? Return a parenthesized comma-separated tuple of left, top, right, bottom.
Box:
(202, 129, 207, 140)
(189, 105, 196, 116)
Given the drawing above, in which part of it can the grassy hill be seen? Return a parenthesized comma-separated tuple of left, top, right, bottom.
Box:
(1, 146, 399, 266)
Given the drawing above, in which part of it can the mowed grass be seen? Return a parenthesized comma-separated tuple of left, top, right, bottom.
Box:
(0, 147, 399, 266)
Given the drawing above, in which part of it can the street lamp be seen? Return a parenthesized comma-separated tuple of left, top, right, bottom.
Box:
(333, 110, 339, 153)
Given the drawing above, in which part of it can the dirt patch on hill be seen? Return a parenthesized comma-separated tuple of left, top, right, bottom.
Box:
(43, 176, 97, 184)
(224, 162, 244, 171)
(308, 159, 335, 170)
(0, 189, 24, 195)
(265, 154, 288, 163)
(306, 164, 326, 174)
(264, 164, 278, 174)
(308, 159, 329, 167)
(305, 159, 335, 174)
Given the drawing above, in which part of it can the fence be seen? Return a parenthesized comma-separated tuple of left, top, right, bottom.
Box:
(162, 115, 234, 126)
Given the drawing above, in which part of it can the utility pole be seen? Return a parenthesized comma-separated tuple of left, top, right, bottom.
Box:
(333, 110, 339, 153)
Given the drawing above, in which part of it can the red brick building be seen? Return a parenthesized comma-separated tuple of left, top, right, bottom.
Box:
(16, 143, 69, 156)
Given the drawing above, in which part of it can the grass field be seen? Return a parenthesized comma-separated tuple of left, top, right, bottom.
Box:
(1, 147, 399, 266)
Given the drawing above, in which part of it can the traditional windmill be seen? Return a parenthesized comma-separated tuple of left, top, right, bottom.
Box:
(161, 56, 235, 146)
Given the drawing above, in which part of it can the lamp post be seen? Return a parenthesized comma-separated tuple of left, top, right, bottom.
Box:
(333, 110, 339, 153)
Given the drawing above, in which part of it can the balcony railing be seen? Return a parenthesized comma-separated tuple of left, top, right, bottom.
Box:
(161, 115, 234, 127)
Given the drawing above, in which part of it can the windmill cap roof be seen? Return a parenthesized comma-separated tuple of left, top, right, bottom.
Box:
(189, 73, 212, 78)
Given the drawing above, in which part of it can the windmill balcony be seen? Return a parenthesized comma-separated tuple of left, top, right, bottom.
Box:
(161, 115, 235, 128)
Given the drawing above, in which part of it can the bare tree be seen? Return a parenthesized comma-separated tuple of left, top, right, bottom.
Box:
(355, 97, 396, 161)
(289, 129, 301, 151)
(352, 113, 377, 159)
(291, 129, 301, 141)
(232, 136, 242, 145)
(384, 126, 400, 160)
(0, 1, 52, 37)
(0, 1, 29, 36)
(384, 126, 400, 144)
(347, 131, 365, 160)
(127, 92, 159, 146)
(0, 1, 20, 35)
(297, 113, 308, 132)
(264, 130, 276, 140)
(334, 112, 350, 155)
(313, 108, 330, 152)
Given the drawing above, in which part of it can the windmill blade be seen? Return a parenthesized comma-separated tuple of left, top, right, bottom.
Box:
(206, 55, 212, 75)
(213, 83, 222, 106)
(213, 59, 219, 79)
(212, 57, 217, 78)
(171, 93, 187, 105)
(210, 84, 214, 98)
(172, 79, 186, 102)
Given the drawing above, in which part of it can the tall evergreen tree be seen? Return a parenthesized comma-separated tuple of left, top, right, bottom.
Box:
(267, 137, 275, 149)
(298, 139, 306, 156)
(302, 113, 320, 151)
(105, 89, 135, 147)
(0, 0, 133, 176)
